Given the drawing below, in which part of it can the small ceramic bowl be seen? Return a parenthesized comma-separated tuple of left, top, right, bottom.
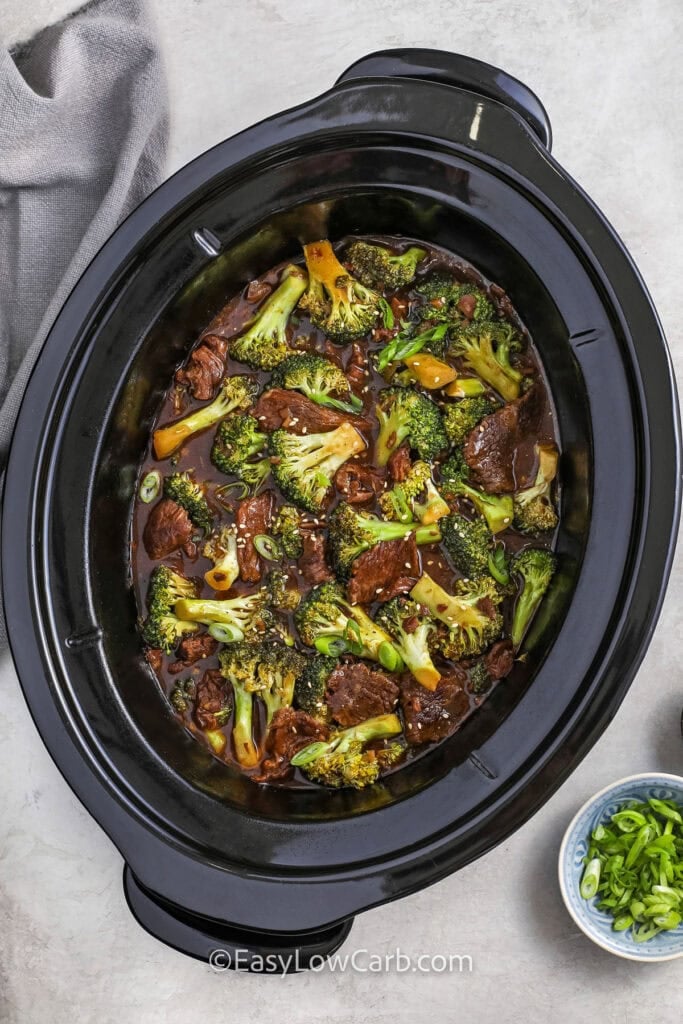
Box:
(559, 773, 683, 961)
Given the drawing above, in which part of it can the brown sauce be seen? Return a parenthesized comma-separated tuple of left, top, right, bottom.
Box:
(131, 236, 559, 789)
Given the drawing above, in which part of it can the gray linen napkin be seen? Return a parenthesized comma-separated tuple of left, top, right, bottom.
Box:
(0, 0, 168, 644)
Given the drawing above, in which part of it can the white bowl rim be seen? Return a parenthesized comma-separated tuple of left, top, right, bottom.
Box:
(558, 771, 683, 962)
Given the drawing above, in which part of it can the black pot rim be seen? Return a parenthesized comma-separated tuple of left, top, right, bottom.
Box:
(2, 55, 680, 943)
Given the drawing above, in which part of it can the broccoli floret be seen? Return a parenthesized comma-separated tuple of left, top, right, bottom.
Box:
(169, 676, 196, 714)
(174, 590, 273, 641)
(217, 643, 260, 767)
(468, 661, 492, 695)
(294, 654, 336, 722)
(231, 264, 308, 370)
(270, 353, 362, 414)
(448, 321, 523, 402)
(295, 581, 403, 671)
(210, 414, 270, 492)
(290, 713, 404, 789)
(153, 375, 258, 459)
(163, 471, 213, 532)
(267, 567, 301, 611)
(327, 502, 441, 580)
(254, 643, 306, 724)
(218, 640, 306, 766)
(442, 396, 495, 446)
(346, 240, 427, 290)
(440, 451, 513, 535)
(416, 276, 495, 323)
(375, 597, 441, 689)
(203, 525, 239, 590)
(142, 566, 199, 654)
(411, 573, 503, 659)
(375, 386, 448, 466)
(379, 460, 450, 526)
(272, 504, 304, 559)
(299, 239, 381, 342)
(513, 445, 559, 534)
(269, 421, 366, 513)
(510, 548, 556, 649)
(440, 512, 493, 578)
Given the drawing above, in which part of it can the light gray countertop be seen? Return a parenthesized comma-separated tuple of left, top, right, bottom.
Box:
(1, 1, 682, 1021)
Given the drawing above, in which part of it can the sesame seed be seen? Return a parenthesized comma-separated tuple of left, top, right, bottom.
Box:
(404, 562, 411, 569)
(427, 559, 434, 566)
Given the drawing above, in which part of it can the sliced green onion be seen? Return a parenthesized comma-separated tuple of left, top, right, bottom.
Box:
(580, 858, 602, 899)
(579, 795, 683, 943)
(376, 323, 448, 373)
(318, 393, 364, 415)
(612, 809, 647, 832)
(291, 740, 328, 767)
(139, 470, 161, 503)
(378, 296, 395, 330)
(215, 480, 249, 504)
(378, 642, 404, 673)
(314, 637, 348, 657)
(344, 619, 364, 656)
(648, 798, 683, 824)
(253, 534, 282, 561)
(208, 623, 244, 643)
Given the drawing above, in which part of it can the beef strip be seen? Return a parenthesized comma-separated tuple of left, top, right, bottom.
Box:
(194, 669, 232, 731)
(298, 531, 333, 586)
(346, 341, 367, 393)
(175, 334, 228, 401)
(168, 633, 219, 674)
(245, 279, 272, 303)
(346, 535, 419, 605)
(143, 498, 196, 560)
(463, 385, 542, 493)
(484, 639, 515, 680)
(400, 667, 470, 745)
(326, 661, 400, 727)
(257, 707, 330, 781)
(235, 490, 275, 583)
(254, 388, 371, 435)
(334, 463, 385, 505)
(388, 445, 412, 483)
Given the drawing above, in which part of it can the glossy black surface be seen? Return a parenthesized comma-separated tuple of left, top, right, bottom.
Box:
(2, 51, 679, 965)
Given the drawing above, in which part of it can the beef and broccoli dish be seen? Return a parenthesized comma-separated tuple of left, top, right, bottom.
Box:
(133, 236, 559, 790)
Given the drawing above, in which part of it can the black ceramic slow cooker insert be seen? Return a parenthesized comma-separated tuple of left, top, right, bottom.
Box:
(2, 51, 680, 966)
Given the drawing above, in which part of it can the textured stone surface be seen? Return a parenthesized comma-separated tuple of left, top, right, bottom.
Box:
(1, 1, 682, 1021)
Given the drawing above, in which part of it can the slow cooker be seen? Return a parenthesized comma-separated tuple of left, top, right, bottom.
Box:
(2, 50, 680, 967)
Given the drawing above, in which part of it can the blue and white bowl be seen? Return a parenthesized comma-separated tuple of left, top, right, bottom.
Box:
(558, 773, 683, 961)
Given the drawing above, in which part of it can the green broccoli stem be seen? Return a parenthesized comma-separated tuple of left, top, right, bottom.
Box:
(232, 685, 259, 767)
(511, 583, 546, 648)
(459, 339, 519, 402)
(291, 713, 402, 766)
(368, 518, 441, 546)
(245, 267, 306, 339)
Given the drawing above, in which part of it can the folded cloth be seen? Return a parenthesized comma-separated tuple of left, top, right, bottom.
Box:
(0, 0, 168, 645)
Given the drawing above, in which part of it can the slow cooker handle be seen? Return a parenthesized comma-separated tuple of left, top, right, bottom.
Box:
(123, 866, 353, 971)
(336, 48, 552, 151)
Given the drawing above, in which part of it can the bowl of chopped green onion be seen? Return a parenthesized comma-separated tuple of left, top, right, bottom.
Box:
(559, 774, 683, 960)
